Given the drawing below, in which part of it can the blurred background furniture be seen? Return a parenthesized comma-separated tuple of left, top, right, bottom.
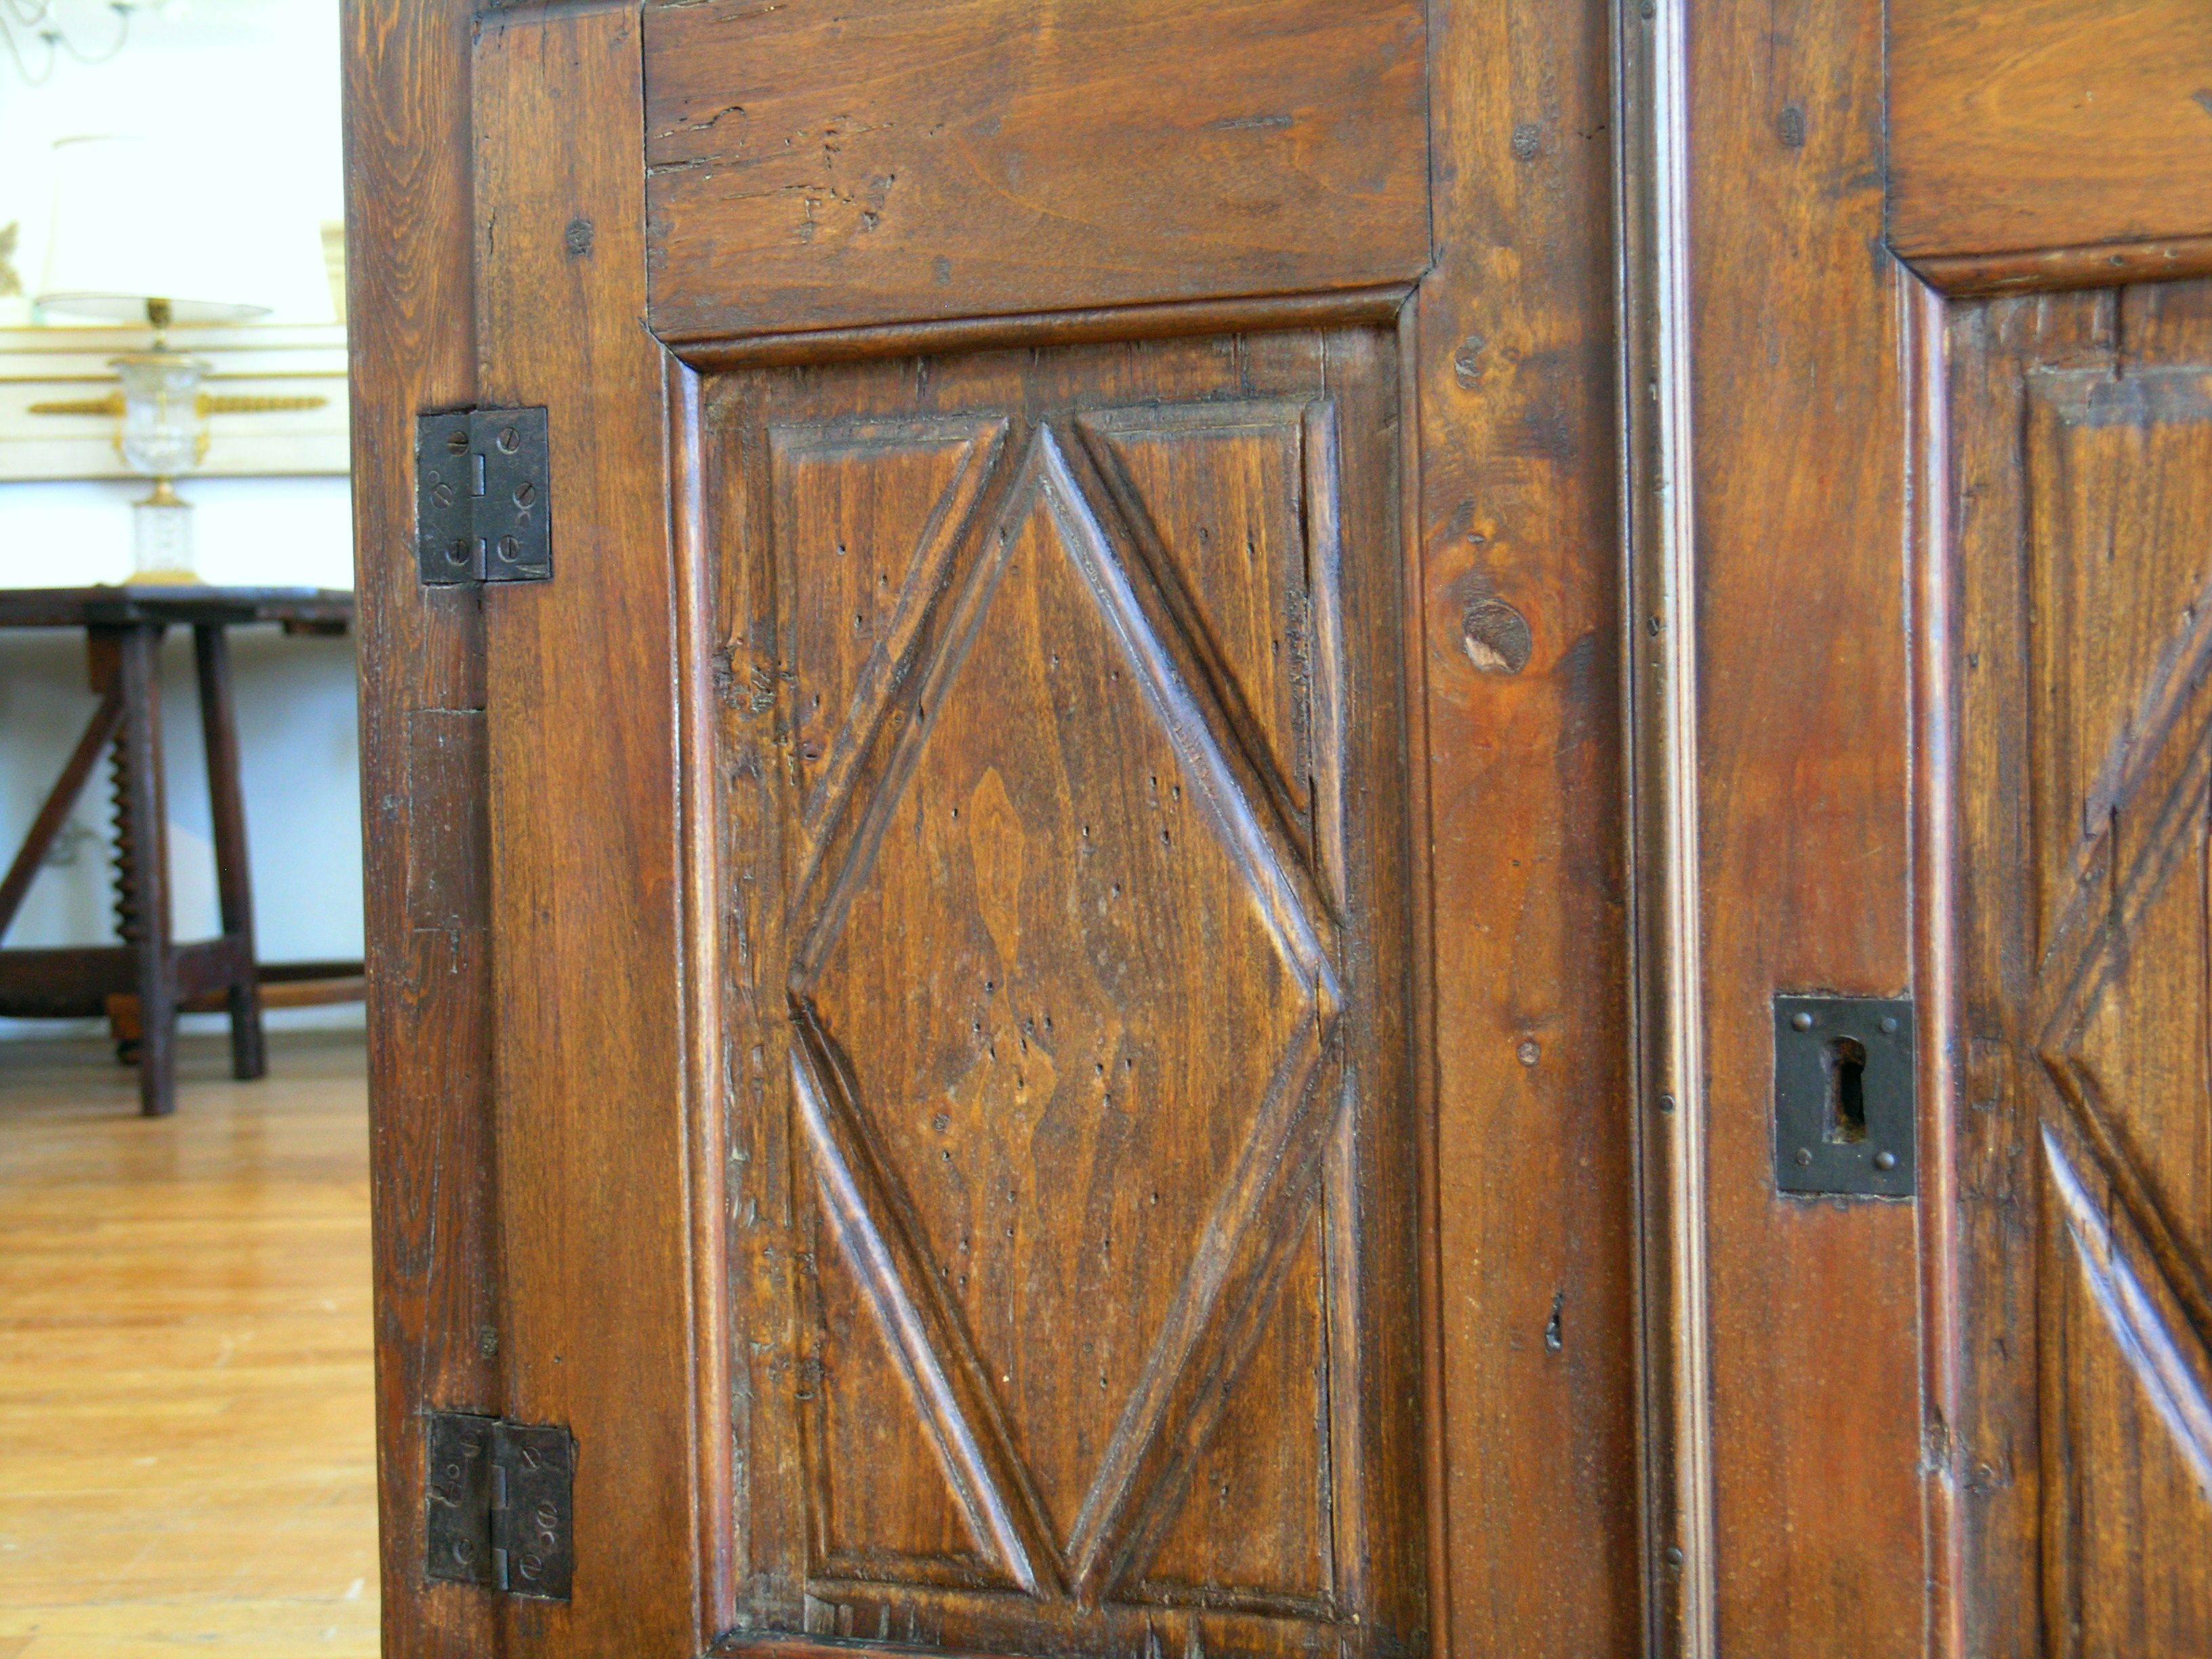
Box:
(30, 133, 336, 580)
(0, 584, 359, 1115)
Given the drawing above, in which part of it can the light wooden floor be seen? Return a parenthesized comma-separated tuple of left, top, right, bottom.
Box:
(0, 1030, 377, 1657)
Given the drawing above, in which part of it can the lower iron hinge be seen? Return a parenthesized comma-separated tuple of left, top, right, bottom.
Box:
(425, 1410, 575, 1600)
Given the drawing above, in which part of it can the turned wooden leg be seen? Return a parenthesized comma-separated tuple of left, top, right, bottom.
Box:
(194, 625, 266, 1080)
(106, 624, 177, 1118)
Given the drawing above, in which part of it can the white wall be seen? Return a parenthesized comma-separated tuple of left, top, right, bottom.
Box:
(1, 0, 359, 1039)
(0, 616, 363, 977)
(0, 3, 346, 326)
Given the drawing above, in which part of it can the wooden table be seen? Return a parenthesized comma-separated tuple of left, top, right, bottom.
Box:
(0, 586, 359, 1115)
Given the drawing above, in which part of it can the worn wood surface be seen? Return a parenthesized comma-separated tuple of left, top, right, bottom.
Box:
(1687, 0, 1925, 1652)
(1889, 0, 2212, 263)
(705, 329, 1424, 1659)
(1416, 0, 1637, 1654)
(1911, 235, 2212, 301)
(348, 0, 1650, 1652)
(0, 1033, 377, 1658)
(643, 0, 1431, 342)
(474, 6, 697, 1651)
(340, 1, 497, 1655)
(1944, 281, 2212, 1658)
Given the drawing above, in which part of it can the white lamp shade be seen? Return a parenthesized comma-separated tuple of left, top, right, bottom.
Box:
(37, 134, 335, 326)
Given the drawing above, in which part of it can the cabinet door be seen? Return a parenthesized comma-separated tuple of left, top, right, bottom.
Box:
(345, 2, 1635, 1657)
(1640, 1, 2212, 1655)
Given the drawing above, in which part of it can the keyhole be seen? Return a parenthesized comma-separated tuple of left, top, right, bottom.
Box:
(1824, 1036, 1868, 1143)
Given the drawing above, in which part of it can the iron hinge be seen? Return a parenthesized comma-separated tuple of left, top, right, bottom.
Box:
(424, 1410, 575, 1601)
(415, 407, 552, 586)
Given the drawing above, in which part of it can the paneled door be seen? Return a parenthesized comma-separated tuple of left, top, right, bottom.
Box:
(345, 1, 2212, 1656)
(1620, 0, 2212, 1656)
(346, 3, 1632, 1659)
(1898, 5, 2212, 1653)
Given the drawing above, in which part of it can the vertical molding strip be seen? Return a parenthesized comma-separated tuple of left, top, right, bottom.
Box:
(1907, 276, 1967, 1659)
(672, 352, 736, 1639)
(1615, 0, 1717, 1652)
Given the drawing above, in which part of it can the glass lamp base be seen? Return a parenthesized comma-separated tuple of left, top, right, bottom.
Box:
(131, 480, 199, 584)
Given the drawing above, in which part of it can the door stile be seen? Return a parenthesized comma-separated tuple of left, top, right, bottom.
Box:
(1678, 0, 1928, 1649)
(341, 1, 501, 1656)
(1612, 0, 1718, 1654)
(474, 3, 699, 1650)
(1414, 2, 1643, 1654)
(1392, 291, 1451, 1659)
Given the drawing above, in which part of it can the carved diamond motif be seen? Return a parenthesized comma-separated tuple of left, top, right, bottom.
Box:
(789, 425, 1340, 1597)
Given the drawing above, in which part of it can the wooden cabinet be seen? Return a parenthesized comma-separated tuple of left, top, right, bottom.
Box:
(342, 0, 2211, 1654)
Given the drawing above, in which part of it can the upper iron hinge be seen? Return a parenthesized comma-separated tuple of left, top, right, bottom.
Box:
(415, 407, 552, 586)
(424, 1409, 575, 1601)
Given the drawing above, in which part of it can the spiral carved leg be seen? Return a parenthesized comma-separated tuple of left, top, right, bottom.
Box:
(106, 732, 145, 1067)
(107, 624, 176, 1117)
(107, 732, 142, 947)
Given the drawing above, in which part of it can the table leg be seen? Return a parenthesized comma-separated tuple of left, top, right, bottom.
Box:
(106, 624, 177, 1118)
(0, 688, 123, 947)
(193, 625, 267, 1080)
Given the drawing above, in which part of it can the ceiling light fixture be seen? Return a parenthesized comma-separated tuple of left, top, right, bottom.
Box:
(0, 0, 167, 86)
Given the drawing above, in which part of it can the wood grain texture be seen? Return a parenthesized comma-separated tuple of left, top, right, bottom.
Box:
(0, 1033, 377, 1658)
(1416, 1, 1637, 1655)
(1687, 0, 1925, 1652)
(353, 5, 1643, 1652)
(1911, 234, 2212, 300)
(671, 290, 1412, 373)
(473, 5, 696, 1650)
(705, 331, 1423, 1659)
(340, 1, 498, 1652)
(1944, 283, 2212, 1656)
(642, 0, 1430, 342)
(1889, 0, 2212, 262)
(1908, 276, 1965, 1659)
(1618, 0, 1717, 1647)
